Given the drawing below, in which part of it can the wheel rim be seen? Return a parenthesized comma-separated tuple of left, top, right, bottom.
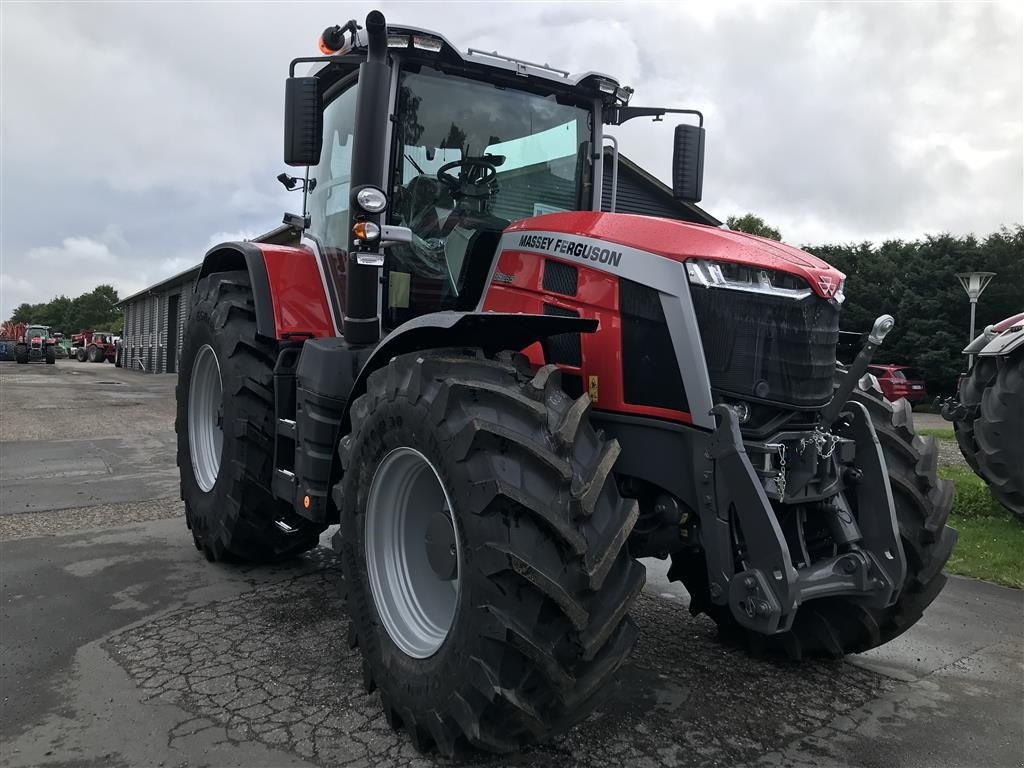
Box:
(365, 447, 461, 659)
(188, 344, 224, 492)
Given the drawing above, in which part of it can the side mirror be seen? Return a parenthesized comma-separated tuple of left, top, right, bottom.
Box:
(672, 123, 705, 203)
(284, 76, 323, 167)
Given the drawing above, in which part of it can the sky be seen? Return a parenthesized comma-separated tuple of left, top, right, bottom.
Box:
(1, 1, 1021, 319)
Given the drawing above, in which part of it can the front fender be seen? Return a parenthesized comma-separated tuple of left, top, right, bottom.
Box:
(344, 310, 597, 428)
(198, 241, 335, 340)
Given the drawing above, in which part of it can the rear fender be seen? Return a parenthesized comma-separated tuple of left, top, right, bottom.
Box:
(198, 242, 336, 340)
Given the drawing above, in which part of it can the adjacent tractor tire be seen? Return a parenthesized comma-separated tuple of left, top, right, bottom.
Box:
(175, 270, 325, 562)
(15, 345, 28, 364)
(87, 344, 103, 363)
(76, 347, 88, 363)
(954, 352, 1024, 520)
(669, 384, 956, 660)
(45, 346, 56, 364)
(335, 350, 644, 755)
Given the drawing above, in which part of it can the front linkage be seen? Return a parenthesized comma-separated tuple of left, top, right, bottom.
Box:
(693, 315, 905, 635)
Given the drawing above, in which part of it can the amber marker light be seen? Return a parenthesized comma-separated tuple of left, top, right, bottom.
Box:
(353, 221, 381, 241)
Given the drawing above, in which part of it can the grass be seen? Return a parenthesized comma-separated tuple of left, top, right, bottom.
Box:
(918, 427, 955, 440)
(938, 465, 1024, 589)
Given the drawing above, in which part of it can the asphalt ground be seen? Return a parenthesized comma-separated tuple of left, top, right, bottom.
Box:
(1, 359, 1021, 767)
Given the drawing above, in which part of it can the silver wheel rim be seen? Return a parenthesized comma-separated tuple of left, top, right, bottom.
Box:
(188, 344, 223, 492)
(365, 447, 461, 659)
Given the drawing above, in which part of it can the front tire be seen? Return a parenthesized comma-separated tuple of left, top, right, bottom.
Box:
(15, 345, 28, 364)
(45, 346, 56, 364)
(669, 384, 956, 660)
(336, 350, 644, 755)
(76, 347, 87, 362)
(175, 270, 324, 562)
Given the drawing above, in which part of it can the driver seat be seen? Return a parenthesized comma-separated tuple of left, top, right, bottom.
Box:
(402, 175, 452, 238)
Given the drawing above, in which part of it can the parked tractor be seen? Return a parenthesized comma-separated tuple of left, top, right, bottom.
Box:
(0, 321, 27, 361)
(71, 330, 117, 363)
(939, 312, 1024, 520)
(14, 324, 56, 364)
(176, 12, 955, 755)
(51, 332, 74, 359)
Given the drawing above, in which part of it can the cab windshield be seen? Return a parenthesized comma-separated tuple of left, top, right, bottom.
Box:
(384, 68, 592, 328)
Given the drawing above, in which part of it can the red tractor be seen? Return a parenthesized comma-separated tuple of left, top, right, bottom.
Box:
(71, 330, 117, 363)
(176, 12, 955, 755)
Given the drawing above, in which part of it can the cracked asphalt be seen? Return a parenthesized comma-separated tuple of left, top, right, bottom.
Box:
(1, 360, 1021, 767)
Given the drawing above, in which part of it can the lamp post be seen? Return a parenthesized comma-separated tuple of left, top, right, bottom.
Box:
(956, 272, 995, 367)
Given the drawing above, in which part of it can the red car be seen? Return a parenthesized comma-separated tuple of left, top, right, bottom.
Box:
(868, 364, 929, 404)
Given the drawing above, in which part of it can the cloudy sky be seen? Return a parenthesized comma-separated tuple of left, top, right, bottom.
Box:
(1, 1, 1021, 318)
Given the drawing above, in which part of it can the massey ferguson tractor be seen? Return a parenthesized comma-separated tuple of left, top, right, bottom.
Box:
(940, 312, 1024, 520)
(14, 324, 56, 365)
(176, 12, 955, 755)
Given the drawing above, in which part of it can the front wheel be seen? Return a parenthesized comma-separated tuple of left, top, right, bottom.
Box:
(76, 347, 87, 362)
(175, 270, 324, 562)
(45, 346, 55, 364)
(336, 350, 644, 755)
(15, 345, 28, 364)
(670, 384, 956, 659)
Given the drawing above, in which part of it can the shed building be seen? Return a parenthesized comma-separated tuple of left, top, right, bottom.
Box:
(117, 265, 200, 374)
(117, 153, 718, 373)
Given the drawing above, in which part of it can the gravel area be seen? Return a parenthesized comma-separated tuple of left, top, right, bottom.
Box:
(0, 498, 184, 540)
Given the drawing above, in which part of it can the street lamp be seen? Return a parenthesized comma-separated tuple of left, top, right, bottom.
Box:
(956, 271, 995, 367)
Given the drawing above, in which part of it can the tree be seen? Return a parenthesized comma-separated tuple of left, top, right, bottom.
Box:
(4, 284, 123, 335)
(726, 213, 782, 241)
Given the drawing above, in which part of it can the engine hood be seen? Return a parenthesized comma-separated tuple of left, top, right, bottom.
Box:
(508, 212, 845, 300)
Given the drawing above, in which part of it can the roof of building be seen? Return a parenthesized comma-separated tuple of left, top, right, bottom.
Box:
(116, 263, 201, 306)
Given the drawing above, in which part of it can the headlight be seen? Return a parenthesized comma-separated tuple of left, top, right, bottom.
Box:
(685, 258, 812, 300)
(354, 186, 388, 214)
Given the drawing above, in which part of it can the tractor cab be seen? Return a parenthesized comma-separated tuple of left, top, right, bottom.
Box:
(284, 17, 704, 342)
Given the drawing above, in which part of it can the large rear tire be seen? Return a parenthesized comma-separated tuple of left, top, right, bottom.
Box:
(175, 270, 324, 562)
(15, 345, 28, 364)
(955, 352, 1024, 520)
(669, 385, 956, 660)
(336, 350, 644, 755)
(76, 347, 87, 363)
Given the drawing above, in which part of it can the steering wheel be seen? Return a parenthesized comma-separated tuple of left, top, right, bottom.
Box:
(437, 158, 499, 200)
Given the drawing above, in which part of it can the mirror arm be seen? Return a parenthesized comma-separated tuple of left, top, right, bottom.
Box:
(604, 106, 704, 127)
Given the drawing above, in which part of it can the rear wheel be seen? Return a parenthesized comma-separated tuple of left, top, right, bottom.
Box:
(336, 350, 644, 755)
(670, 384, 956, 659)
(955, 352, 1024, 520)
(45, 346, 55, 364)
(175, 270, 324, 562)
(76, 347, 87, 362)
(15, 345, 28, 364)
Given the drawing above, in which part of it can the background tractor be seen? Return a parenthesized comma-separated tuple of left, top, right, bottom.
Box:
(176, 12, 955, 755)
(0, 321, 27, 361)
(14, 324, 56, 365)
(71, 330, 118, 363)
(940, 311, 1024, 520)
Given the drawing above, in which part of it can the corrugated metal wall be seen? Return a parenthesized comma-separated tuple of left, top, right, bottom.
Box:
(121, 281, 192, 374)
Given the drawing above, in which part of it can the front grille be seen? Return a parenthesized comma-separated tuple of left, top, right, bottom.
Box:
(620, 280, 688, 412)
(689, 285, 839, 407)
